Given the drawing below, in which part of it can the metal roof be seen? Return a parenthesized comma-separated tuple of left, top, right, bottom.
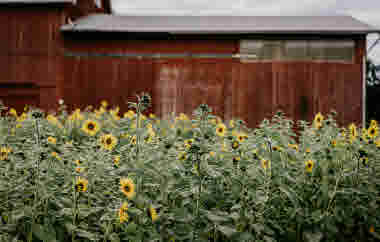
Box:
(0, 0, 73, 4)
(60, 14, 379, 34)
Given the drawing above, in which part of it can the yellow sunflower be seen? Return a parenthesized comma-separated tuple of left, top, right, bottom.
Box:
(47, 136, 57, 145)
(367, 125, 378, 139)
(261, 159, 270, 170)
(272, 146, 282, 152)
(120, 178, 136, 199)
(101, 100, 108, 108)
(118, 202, 129, 223)
(9, 108, 17, 117)
(229, 120, 235, 128)
(99, 134, 118, 151)
(331, 140, 337, 147)
(348, 123, 357, 142)
(215, 123, 226, 137)
(232, 140, 240, 149)
(148, 205, 158, 222)
(305, 160, 314, 173)
(313, 112, 324, 129)
(0, 147, 11, 161)
(370, 120, 378, 129)
(288, 143, 299, 152)
(51, 152, 61, 160)
(177, 152, 187, 160)
(114, 155, 120, 166)
(237, 132, 248, 143)
(375, 139, 380, 148)
(75, 177, 88, 192)
(74, 159, 83, 166)
(184, 139, 194, 149)
(82, 120, 100, 136)
(130, 135, 137, 145)
(123, 110, 135, 119)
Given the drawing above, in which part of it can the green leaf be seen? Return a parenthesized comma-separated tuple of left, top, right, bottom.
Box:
(125, 222, 138, 234)
(32, 224, 57, 242)
(206, 212, 230, 223)
(217, 225, 237, 237)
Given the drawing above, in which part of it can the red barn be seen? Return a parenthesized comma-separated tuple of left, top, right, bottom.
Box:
(0, 0, 379, 127)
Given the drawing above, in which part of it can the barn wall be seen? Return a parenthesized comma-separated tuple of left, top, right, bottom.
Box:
(0, 6, 66, 112)
(63, 38, 364, 127)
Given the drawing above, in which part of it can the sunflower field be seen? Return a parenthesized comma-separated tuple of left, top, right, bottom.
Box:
(1, 94, 380, 242)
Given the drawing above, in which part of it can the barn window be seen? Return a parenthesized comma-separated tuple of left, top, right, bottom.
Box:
(239, 40, 354, 63)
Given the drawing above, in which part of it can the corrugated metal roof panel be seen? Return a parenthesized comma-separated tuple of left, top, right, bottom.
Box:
(60, 14, 380, 34)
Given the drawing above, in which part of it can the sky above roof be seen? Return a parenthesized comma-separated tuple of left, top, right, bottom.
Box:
(112, 0, 380, 62)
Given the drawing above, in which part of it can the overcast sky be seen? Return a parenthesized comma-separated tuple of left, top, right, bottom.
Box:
(111, 0, 380, 62)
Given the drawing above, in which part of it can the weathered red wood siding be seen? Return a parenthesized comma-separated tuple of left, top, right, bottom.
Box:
(62, 38, 364, 127)
(0, 6, 66, 112)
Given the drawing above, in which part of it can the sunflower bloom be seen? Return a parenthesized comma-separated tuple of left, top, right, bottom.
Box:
(0, 147, 11, 161)
(148, 205, 158, 222)
(237, 132, 248, 143)
(313, 112, 324, 129)
(113, 155, 121, 166)
(305, 160, 314, 173)
(75, 177, 88, 192)
(47, 136, 57, 144)
(51, 152, 61, 160)
(184, 139, 194, 149)
(9, 108, 17, 117)
(82, 120, 100, 136)
(124, 110, 135, 119)
(99, 134, 118, 151)
(216, 123, 226, 137)
(74, 159, 83, 166)
(348, 123, 357, 142)
(370, 120, 378, 129)
(367, 125, 378, 139)
(120, 178, 136, 199)
(331, 140, 337, 147)
(232, 140, 240, 149)
(101, 100, 108, 108)
(288, 143, 299, 152)
(118, 202, 129, 223)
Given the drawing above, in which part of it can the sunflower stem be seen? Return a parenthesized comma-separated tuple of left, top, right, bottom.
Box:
(72, 179, 77, 242)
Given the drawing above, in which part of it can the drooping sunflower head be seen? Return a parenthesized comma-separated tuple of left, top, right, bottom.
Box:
(75, 177, 88, 192)
(47, 136, 57, 145)
(147, 205, 158, 222)
(99, 134, 118, 151)
(82, 120, 100, 136)
(118, 202, 129, 223)
(367, 126, 378, 139)
(305, 160, 314, 173)
(215, 123, 226, 137)
(120, 178, 136, 199)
